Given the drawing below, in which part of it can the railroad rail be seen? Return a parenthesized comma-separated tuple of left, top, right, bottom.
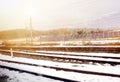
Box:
(0, 49, 120, 65)
(0, 46, 120, 53)
(0, 59, 76, 82)
(0, 57, 120, 79)
(36, 51, 120, 59)
(0, 48, 120, 81)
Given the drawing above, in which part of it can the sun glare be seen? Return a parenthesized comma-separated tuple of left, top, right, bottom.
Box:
(25, 6, 35, 17)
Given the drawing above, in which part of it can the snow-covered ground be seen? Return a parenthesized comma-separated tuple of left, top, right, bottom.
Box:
(0, 67, 62, 82)
(7, 39, 120, 46)
(0, 54, 120, 82)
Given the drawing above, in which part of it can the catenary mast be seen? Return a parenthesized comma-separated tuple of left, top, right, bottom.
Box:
(29, 17, 33, 45)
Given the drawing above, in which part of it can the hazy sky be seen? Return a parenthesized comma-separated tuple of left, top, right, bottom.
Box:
(0, 0, 120, 30)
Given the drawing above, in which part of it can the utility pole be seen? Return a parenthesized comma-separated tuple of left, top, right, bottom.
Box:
(29, 17, 33, 45)
(25, 24, 28, 44)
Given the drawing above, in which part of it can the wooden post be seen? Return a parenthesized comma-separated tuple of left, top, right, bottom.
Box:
(10, 48, 13, 57)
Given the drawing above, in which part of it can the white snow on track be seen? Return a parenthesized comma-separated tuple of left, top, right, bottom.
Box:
(1, 49, 120, 64)
(0, 54, 120, 82)
(0, 67, 62, 82)
(36, 51, 120, 58)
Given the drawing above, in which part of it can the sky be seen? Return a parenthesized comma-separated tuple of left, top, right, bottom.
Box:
(0, 0, 120, 31)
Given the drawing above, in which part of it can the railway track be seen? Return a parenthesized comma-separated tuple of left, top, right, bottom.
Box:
(0, 46, 120, 53)
(0, 59, 77, 82)
(0, 48, 120, 81)
(0, 56, 120, 79)
(36, 51, 120, 59)
(0, 49, 120, 65)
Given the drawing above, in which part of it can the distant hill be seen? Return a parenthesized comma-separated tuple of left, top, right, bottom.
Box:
(89, 12, 120, 29)
(0, 29, 28, 40)
(0, 28, 71, 40)
(1, 27, 118, 40)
